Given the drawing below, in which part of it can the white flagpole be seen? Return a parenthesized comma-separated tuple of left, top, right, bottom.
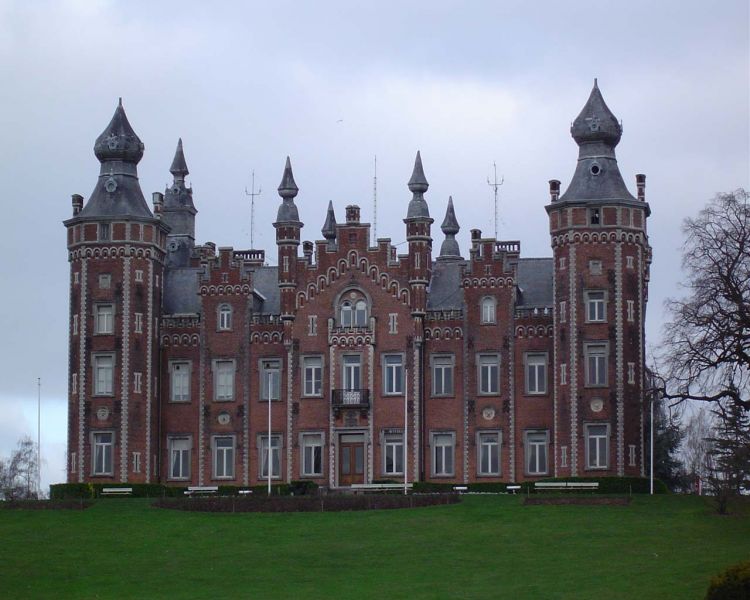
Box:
(404, 370, 408, 495)
(268, 371, 272, 497)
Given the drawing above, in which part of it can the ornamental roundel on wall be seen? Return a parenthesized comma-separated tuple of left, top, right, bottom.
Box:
(590, 398, 604, 413)
(481, 406, 496, 421)
(217, 412, 231, 425)
(96, 407, 110, 421)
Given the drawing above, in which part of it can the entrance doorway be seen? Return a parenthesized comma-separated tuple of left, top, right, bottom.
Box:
(338, 433, 365, 486)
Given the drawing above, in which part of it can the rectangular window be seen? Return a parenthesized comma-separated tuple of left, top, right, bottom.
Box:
(93, 354, 114, 395)
(92, 432, 113, 475)
(383, 431, 404, 475)
(478, 354, 500, 395)
(214, 360, 235, 401)
(584, 343, 608, 387)
(98, 223, 110, 241)
(589, 260, 602, 275)
(72, 314, 79, 335)
(431, 432, 455, 477)
(259, 435, 282, 479)
(308, 315, 317, 336)
(71, 373, 78, 395)
(481, 298, 496, 324)
(589, 208, 600, 226)
(74, 271, 80, 284)
(99, 274, 111, 289)
(155, 274, 159, 288)
(261, 359, 281, 400)
(135, 269, 144, 283)
(627, 300, 635, 322)
(525, 353, 547, 395)
(560, 363, 567, 386)
(629, 444, 636, 467)
(626, 255, 635, 269)
(388, 313, 398, 334)
(132, 452, 141, 474)
(628, 362, 636, 384)
(585, 424, 609, 469)
(170, 362, 190, 402)
(342, 355, 361, 392)
(303, 356, 322, 397)
(415, 252, 420, 269)
(213, 436, 235, 479)
(585, 291, 606, 322)
(301, 433, 323, 477)
(169, 437, 191, 480)
(95, 304, 114, 335)
(561, 445, 568, 468)
(71, 452, 77, 473)
(283, 256, 289, 273)
(477, 431, 501, 476)
(383, 354, 404, 395)
(525, 431, 548, 475)
(559, 256, 566, 270)
(432, 355, 454, 396)
(560, 301, 567, 323)
(134, 312, 143, 333)
(133, 371, 142, 394)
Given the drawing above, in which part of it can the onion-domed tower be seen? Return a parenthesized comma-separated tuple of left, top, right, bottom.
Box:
(546, 81, 651, 477)
(64, 100, 169, 484)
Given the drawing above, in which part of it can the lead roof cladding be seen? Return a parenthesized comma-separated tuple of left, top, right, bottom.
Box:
(76, 100, 154, 220)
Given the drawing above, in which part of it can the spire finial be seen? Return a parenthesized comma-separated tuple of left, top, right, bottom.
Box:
(277, 156, 299, 199)
(438, 196, 461, 260)
(118, 97, 123, 107)
(570, 80, 621, 147)
(322, 200, 337, 242)
(169, 138, 189, 180)
(408, 150, 429, 194)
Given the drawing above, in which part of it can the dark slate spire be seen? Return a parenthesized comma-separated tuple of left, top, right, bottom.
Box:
(438, 196, 461, 260)
(75, 99, 153, 220)
(406, 151, 431, 219)
(276, 156, 300, 223)
(557, 81, 636, 204)
(169, 138, 189, 181)
(321, 200, 337, 243)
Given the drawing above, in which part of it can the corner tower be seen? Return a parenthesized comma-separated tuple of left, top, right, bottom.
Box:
(546, 81, 651, 477)
(64, 100, 169, 484)
(160, 138, 197, 268)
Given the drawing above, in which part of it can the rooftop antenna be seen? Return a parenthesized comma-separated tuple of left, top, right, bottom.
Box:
(373, 155, 378, 243)
(245, 170, 262, 249)
(487, 162, 504, 239)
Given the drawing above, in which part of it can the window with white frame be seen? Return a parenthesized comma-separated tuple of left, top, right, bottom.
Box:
(584, 343, 608, 387)
(431, 432, 455, 477)
(95, 304, 114, 334)
(629, 444, 636, 467)
(92, 431, 113, 475)
(480, 297, 496, 324)
(626, 300, 635, 322)
(340, 297, 368, 327)
(213, 436, 235, 479)
(561, 445, 568, 467)
(98, 223, 110, 241)
(261, 359, 281, 400)
(560, 301, 567, 323)
(301, 433, 323, 477)
(478, 354, 500, 395)
(214, 360, 235, 401)
(477, 431, 501, 476)
(170, 361, 190, 402)
(383, 354, 404, 395)
(383, 431, 404, 475)
(589, 260, 602, 275)
(628, 362, 636, 384)
(135, 269, 143, 283)
(71, 373, 78, 395)
(388, 313, 398, 334)
(133, 371, 142, 394)
(259, 434, 282, 479)
(218, 304, 232, 331)
(431, 355, 454, 396)
(303, 356, 322, 397)
(71, 452, 77, 473)
(72, 313, 79, 335)
(155, 274, 159, 287)
(93, 354, 114, 395)
(132, 452, 141, 473)
(134, 312, 143, 334)
(525, 431, 548, 475)
(525, 353, 547, 395)
(307, 315, 317, 336)
(559, 256, 566, 270)
(99, 274, 111, 289)
(560, 363, 567, 386)
(585, 424, 609, 469)
(585, 291, 607, 322)
(342, 355, 362, 391)
(626, 255, 634, 269)
(169, 437, 191, 480)
(74, 271, 79, 284)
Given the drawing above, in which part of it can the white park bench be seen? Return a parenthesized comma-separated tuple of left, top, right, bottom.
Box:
(185, 486, 219, 496)
(238, 489, 253, 496)
(506, 485, 522, 494)
(101, 487, 132, 496)
(534, 482, 599, 492)
(452, 486, 469, 494)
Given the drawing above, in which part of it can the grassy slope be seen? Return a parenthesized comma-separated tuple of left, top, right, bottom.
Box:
(0, 495, 747, 599)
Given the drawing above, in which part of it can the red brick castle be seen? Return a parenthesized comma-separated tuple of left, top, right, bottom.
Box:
(65, 82, 651, 488)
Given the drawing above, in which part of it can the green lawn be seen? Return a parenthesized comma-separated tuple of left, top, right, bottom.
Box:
(0, 495, 747, 599)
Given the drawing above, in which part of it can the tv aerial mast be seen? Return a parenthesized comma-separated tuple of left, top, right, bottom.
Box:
(487, 162, 504, 239)
(245, 170, 262, 249)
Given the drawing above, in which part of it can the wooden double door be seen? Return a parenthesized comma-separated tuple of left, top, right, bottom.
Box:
(339, 434, 365, 486)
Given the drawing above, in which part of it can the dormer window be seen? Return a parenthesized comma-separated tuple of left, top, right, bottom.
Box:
(589, 208, 601, 226)
(480, 297, 496, 325)
(218, 304, 232, 331)
(340, 296, 368, 327)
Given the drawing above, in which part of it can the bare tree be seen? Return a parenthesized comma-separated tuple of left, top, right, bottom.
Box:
(0, 436, 39, 500)
(659, 189, 750, 409)
(681, 406, 715, 488)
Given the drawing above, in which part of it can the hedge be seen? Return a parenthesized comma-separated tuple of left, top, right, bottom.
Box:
(705, 560, 750, 600)
(50, 480, 319, 499)
(412, 477, 667, 495)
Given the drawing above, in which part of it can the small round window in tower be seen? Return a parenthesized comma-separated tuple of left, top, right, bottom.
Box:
(105, 177, 118, 193)
(589, 163, 601, 176)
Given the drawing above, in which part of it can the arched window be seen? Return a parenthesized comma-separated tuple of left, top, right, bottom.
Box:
(354, 300, 367, 326)
(340, 301, 353, 327)
(218, 304, 232, 331)
(481, 297, 496, 324)
(338, 292, 369, 328)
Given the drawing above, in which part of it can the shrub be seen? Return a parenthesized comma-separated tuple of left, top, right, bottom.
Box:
(49, 483, 94, 499)
(705, 560, 750, 600)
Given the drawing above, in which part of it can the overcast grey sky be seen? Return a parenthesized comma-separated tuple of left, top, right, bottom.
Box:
(0, 0, 747, 491)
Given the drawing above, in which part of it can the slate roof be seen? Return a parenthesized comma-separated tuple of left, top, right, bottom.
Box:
(163, 267, 201, 314)
(427, 260, 465, 310)
(515, 258, 553, 307)
(249, 266, 280, 314)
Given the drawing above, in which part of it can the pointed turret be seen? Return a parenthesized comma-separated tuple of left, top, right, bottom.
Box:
(570, 79, 622, 147)
(276, 156, 300, 223)
(438, 196, 461, 260)
(93, 98, 145, 164)
(169, 138, 189, 181)
(406, 151, 430, 219)
(321, 200, 337, 247)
